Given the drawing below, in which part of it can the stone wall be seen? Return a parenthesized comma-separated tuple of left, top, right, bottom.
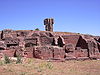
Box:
(33, 46, 65, 60)
(0, 29, 100, 60)
(62, 35, 80, 47)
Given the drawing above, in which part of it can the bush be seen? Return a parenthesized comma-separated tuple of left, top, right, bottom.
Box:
(39, 62, 53, 70)
(4, 55, 10, 64)
(46, 62, 53, 69)
(35, 28, 40, 31)
(0, 61, 4, 65)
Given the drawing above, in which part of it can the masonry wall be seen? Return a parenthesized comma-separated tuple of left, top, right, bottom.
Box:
(0, 29, 100, 60)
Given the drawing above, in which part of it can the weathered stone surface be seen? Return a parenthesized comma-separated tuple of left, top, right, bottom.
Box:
(22, 47, 34, 58)
(53, 46, 65, 59)
(62, 35, 80, 47)
(24, 37, 38, 47)
(44, 18, 54, 32)
(40, 36, 53, 46)
(33, 46, 65, 60)
(14, 47, 24, 57)
(39, 32, 53, 46)
(81, 35, 100, 59)
(16, 30, 31, 37)
(87, 40, 100, 59)
(23, 51, 33, 58)
(75, 48, 88, 57)
(63, 43, 75, 59)
(33, 46, 53, 59)
(0, 49, 15, 57)
(4, 38, 19, 48)
(1, 29, 14, 39)
(0, 29, 100, 60)
(0, 41, 6, 50)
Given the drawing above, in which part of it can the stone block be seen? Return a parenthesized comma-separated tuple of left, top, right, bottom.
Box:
(62, 35, 80, 47)
(0, 49, 15, 57)
(40, 36, 53, 46)
(33, 46, 65, 60)
(33, 46, 53, 59)
(74, 49, 88, 57)
(53, 47, 65, 59)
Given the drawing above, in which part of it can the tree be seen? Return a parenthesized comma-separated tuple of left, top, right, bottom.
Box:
(35, 28, 40, 31)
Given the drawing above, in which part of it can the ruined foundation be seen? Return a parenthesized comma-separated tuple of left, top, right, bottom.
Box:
(0, 18, 100, 60)
(0, 29, 100, 60)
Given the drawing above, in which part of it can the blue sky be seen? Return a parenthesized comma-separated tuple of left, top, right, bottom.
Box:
(0, 0, 100, 35)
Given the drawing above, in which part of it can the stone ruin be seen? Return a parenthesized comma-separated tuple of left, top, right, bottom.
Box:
(44, 18, 54, 32)
(0, 18, 100, 61)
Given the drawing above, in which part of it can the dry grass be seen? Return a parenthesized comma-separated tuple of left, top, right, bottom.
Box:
(0, 58, 100, 75)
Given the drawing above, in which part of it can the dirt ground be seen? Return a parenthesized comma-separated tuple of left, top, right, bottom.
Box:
(0, 58, 100, 75)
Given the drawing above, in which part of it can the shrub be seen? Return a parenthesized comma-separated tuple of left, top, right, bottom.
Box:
(35, 28, 40, 31)
(4, 55, 10, 64)
(39, 62, 53, 70)
(20, 72, 26, 75)
(0, 61, 4, 65)
(46, 62, 53, 69)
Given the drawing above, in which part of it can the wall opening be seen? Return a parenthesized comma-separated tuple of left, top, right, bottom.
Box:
(0, 47, 5, 50)
(97, 43, 100, 53)
(98, 38, 100, 43)
(7, 44, 18, 47)
(25, 42, 36, 47)
(52, 38, 56, 45)
(58, 37, 64, 47)
(76, 36, 88, 49)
